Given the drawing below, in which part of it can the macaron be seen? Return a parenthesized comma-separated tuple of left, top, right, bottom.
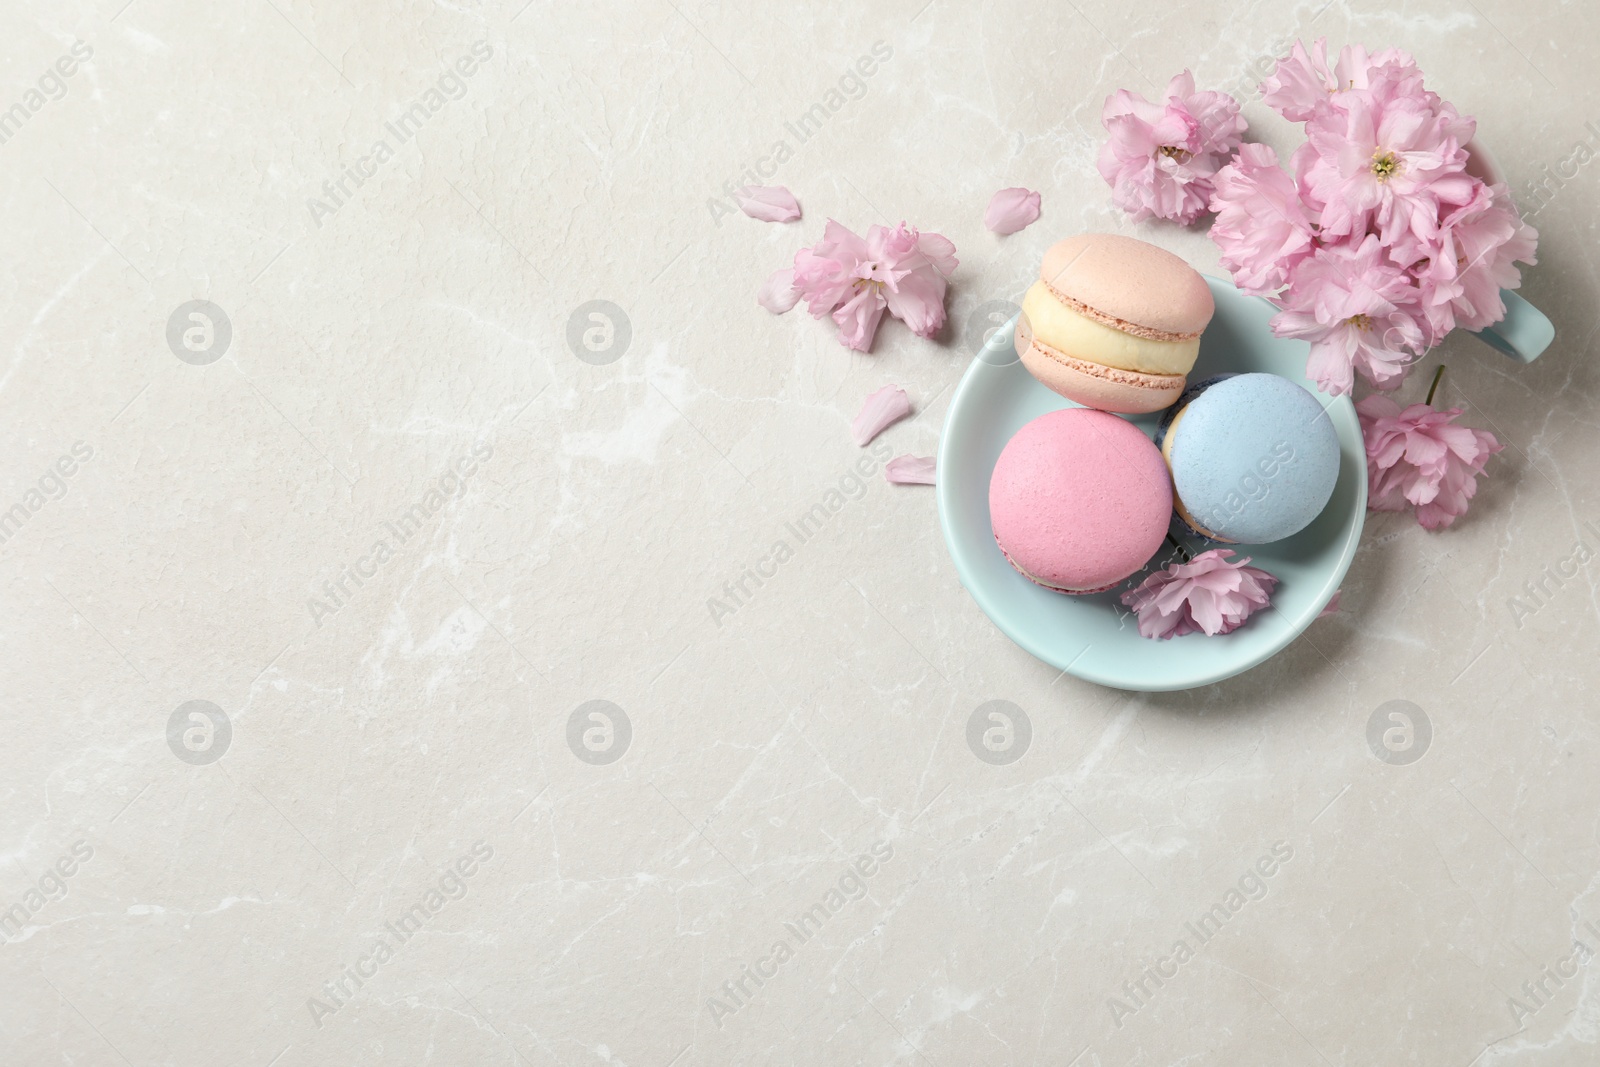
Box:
(989, 408, 1172, 594)
(1014, 234, 1214, 414)
(1157, 373, 1340, 544)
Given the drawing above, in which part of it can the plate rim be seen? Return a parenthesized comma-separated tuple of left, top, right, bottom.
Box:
(936, 274, 1367, 692)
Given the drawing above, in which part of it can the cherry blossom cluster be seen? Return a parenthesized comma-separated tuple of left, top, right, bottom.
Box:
(1209, 39, 1538, 395)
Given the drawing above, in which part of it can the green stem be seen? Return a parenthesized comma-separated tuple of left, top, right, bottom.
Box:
(1425, 364, 1445, 407)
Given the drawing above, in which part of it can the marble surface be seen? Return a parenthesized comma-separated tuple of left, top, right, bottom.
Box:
(4, 0, 1599, 1063)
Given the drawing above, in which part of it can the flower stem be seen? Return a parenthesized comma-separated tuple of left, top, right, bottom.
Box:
(1165, 532, 1192, 564)
(1425, 364, 1445, 407)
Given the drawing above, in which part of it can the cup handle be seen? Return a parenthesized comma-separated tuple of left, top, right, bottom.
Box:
(1471, 289, 1554, 364)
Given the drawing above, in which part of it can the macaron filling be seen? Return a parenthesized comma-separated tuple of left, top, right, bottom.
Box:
(1038, 279, 1201, 342)
(1014, 328, 1187, 416)
(1020, 282, 1199, 377)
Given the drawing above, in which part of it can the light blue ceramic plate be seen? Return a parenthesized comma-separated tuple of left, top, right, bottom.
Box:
(936, 275, 1367, 692)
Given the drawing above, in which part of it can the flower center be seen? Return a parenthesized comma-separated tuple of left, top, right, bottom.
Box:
(1371, 149, 1400, 182)
(1157, 144, 1190, 162)
(1347, 313, 1373, 332)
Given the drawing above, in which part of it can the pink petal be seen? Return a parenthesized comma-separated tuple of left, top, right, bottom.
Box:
(885, 455, 936, 485)
(1317, 589, 1342, 618)
(851, 385, 912, 446)
(1188, 589, 1227, 635)
(882, 265, 949, 338)
(832, 287, 887, 351)
(984, 187, 1042, 235)
(758, 268, 800, 314)
(872, 222, 957, 337)
(735, 185, 801, 223)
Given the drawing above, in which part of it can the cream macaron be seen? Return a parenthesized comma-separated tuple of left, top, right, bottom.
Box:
(1013, 234, 1215, 414)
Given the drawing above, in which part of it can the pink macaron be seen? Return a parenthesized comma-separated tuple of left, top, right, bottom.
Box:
(989, 408, 1172, 594)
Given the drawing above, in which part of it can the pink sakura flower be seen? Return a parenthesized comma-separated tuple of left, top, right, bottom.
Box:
(1297, 70, 1477, 250)
(1098, 70, 1244, 224)
(1120, 549, 1278, 639)
(792, 220, 880, 346)
(984, 187, 1042, 234)
(1208, 143, 1316, 296)
(1357, 394, 1503, 530)
(1260, 38, 1425, 122)
(1271, 235, 1426, 395)
(1195, 40, 1540, 397)
(1427, 183, 1539, 332)
(787, 219, 958, 351)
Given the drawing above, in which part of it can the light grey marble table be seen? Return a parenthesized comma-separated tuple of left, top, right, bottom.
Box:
(4, 1, 1598, 1064)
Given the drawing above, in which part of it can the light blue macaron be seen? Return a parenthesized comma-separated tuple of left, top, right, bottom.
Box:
(1157, 373, 1340, 544)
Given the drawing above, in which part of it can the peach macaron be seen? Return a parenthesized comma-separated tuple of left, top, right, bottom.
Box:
(1014, 234, 1215, 414)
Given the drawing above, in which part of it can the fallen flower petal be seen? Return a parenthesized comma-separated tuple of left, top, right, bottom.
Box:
(1318, 589, 1342, 618)
(885, 455, 936, 485)
(984, 187, 1042, 235)
(735, 185, 802, 223)
(1120, 549, 1277, 639)
(852, 385, 911, 446)
(758, 268, 800, 313)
